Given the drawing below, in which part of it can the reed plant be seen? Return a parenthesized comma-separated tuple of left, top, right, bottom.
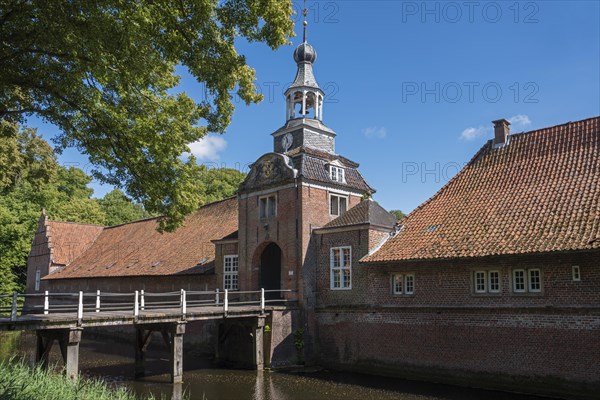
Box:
(0, 358, 152, 400)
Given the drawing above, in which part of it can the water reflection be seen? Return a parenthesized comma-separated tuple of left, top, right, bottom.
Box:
(2, 332, 553, 400)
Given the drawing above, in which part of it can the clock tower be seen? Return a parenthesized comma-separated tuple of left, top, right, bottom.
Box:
(272, 14, 336, 155)
(234, 7, 373, 316)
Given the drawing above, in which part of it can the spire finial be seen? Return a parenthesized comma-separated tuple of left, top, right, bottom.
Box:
(302, 0, 308, 43)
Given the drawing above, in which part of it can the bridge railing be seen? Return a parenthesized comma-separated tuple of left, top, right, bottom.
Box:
(0, 288, 294, 323)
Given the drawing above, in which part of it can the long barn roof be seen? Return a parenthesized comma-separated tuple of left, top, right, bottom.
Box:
(363, 116, 600, 263)
(45, 197, 238, 279)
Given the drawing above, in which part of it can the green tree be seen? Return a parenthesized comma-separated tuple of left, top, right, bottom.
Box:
(99, 189, 149, 226)
(389, 209, 406, 221)
(0, 125, 105, 294)
(198, 167, 246, 203)
(0, 124, 58, 295)
(0, 0, 294, 231)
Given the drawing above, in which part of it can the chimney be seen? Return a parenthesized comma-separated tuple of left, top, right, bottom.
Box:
(492, 119, 511, 147)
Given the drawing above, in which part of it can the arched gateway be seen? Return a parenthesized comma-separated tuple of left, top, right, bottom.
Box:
(259, 242, 282, 299)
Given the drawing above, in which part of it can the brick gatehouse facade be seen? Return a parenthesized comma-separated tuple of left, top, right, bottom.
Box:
(26, 29, 599, 398)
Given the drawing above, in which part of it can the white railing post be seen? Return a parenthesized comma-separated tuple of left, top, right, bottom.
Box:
(134, 290, 139, 318)
(77, 291, 83, 324)
(95, 290, 100, 313)
(215, 288, 220, 305)
(224, 289, 229, 314)
(10, 292, 17, 322)
(260, 288, 265, 312)
(44, 290, 49, 315)
(140, 290, 145, 311)
(181, 289, 187, 317)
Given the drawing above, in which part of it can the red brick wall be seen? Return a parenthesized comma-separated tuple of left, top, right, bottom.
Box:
(43, 275, 216, 294)
(313, 240, 600, 396)
(266, 309, 302, 367)
(26, 216, 51, 294)
(237, 183, 363, 302)
(316, 308, 599, 396)
(238, 186, 301, 297)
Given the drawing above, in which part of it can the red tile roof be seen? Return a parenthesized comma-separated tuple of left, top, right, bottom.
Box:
(45, 197, 238, 279)
(47, 221, 104, 266)
(363, 116, 600, 263)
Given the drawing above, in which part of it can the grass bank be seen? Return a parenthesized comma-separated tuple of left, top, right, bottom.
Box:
(0, 359, 151, 400)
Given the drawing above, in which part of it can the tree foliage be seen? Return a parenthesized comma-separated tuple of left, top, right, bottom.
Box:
(0, 124, 150, 293)
(198, 167, 246, 203)
(389, 209, 406, 221)
(0, 0, 294, 231)
(0, 124, 246, 294)
(99, 189, 149, 227)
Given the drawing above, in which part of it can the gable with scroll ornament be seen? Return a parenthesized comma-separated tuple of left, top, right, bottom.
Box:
(239, 153, 298, 193)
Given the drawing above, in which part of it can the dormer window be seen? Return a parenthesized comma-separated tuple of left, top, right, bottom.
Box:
(329, 166, 345, 183)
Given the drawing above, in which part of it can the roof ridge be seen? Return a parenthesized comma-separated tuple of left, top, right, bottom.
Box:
(515, 115, 599, 137)
(103, 196, 238, 229)
(398, 116, 600, 228)
(48, 220, 105, 227)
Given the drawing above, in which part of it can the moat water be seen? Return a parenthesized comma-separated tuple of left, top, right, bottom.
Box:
(1, 331, 553, 400)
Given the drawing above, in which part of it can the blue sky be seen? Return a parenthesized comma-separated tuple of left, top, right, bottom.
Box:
(30, 0, 600, 214)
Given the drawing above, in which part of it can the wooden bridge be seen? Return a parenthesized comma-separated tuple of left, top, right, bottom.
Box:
(0, 288, 292, 382)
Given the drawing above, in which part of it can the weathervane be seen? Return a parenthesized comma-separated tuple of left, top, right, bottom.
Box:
(303, 0, 308, 43)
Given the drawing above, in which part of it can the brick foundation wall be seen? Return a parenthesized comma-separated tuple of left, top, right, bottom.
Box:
(315, 307, 599, 397)
(267, 309, 301, 367)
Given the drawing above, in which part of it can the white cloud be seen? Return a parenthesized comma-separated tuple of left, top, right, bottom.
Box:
(363, 126, 387, 139)
(187, 135, 227, 161)
(459, 116, 532, 141)
(460, 126, 489, 141)
(508, 114, 532, 127)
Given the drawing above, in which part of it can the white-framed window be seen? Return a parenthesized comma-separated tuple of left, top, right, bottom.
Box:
(329, 194, 347, 216)
(35, 269, 41, 291)
(259, 195, 277, 219)
(329, 166, 345, 183)
(391, 274, 415, 295)
(512, 268, 542, 293)
(474, 271, 487, 293)
(330, 246, 351, 290)
(473, 270, 500, 294)
(528, 269, 541, 292)
(405, 274, 415, 294)
(513, 269, 526, 292)
(488, 271, 500, 293)
(572, 265, 581, 281)
(392, 274, 403, 294)
(223, 255, 239, 290)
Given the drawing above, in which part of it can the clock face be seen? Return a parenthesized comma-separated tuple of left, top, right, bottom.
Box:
(282, 133, 293, 152)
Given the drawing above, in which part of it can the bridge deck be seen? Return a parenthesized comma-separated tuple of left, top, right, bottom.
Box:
(0, 304, 284, 331)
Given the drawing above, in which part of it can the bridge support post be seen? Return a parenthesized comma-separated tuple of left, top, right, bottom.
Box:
(61, 328, 83, 380)
(36, 327, 82, 380)
(134, 327, 152, 379)
(170, 322, 185, 383)
(134, 322, 186, 383)
(36, 332, 53, 370)
(253, 316, 266, 370)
